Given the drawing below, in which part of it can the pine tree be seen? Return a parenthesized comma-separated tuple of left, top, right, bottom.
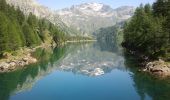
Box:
(15, 21, 26, 47)
(123, 4, 167, 57)
(164, 13, 170, 44)
(27, 13, 42, 45)
(0, 0, 66, 55)
(22, 22, 36, 47)
(0, 0, 7, 13)
(144, 4, 152, 16)
(27, 13, 38, 28)
(7, 20, 22, 51)
(0, 12, 9, 55)
(153, 0, 170, 17)
(38, 19, 48, 42)
(153, 0, 170, 53)
(16, 7, 25, 25)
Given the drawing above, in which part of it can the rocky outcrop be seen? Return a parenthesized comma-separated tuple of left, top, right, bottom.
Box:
(0, 54, 37, 72)
(142, 59, 170, 77)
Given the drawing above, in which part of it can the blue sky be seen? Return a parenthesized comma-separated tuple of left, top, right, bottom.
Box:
(37, 0, 155, 10)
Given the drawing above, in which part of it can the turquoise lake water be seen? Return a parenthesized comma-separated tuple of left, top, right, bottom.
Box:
(0, 42, 170, 100)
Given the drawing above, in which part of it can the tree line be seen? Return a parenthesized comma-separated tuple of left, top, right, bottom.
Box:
(122, 0, 170, 59)
(0, 0, 66, 57)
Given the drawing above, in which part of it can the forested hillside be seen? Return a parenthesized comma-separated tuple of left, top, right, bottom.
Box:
(0, 0, 65, 57)
(122, 0, 170, 60)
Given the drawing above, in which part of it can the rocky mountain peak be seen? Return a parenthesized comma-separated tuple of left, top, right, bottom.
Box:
(5, 0, 135, 37)
(56, 2, 135, 36)
(78, 2, 104, 11)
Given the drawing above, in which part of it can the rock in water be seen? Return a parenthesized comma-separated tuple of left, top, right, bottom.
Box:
(144, 59, 170, 77)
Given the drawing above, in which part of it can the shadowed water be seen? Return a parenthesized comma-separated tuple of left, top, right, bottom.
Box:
(0, 42, 170, 100)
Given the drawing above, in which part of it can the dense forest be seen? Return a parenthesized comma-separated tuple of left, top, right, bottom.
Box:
(0, 0, 66, 57)
(122, 0, 170, 60)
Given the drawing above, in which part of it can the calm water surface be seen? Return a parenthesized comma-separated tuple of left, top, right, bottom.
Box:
(0, 42, 170, 100)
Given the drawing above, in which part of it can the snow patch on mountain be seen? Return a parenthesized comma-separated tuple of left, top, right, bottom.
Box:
(81, 2, 103, 11)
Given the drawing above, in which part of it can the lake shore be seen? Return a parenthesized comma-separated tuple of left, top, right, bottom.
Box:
(122, 42, 170, 78)
(0, 40, 96, 73)
(0, 48, 37, 73)
(0, 42, 54, 73)
(123, 48, 170, 78)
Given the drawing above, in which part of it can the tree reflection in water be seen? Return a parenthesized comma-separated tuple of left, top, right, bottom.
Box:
(1, 42, 170, 100)
(124, 52, 170, 100)
(0, 46, 67, 100)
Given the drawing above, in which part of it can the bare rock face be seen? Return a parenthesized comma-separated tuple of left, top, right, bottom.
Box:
(56, 3, 135, 36)
(6, 0, 53, 19)
(5, 0, 135, 37)
(144, 59, 170, 77)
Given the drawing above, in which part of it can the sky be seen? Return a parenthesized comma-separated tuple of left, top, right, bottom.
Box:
(37, 0, 155, 10)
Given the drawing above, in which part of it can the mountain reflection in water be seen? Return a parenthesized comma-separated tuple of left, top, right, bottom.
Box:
(0, 42, 170, 100)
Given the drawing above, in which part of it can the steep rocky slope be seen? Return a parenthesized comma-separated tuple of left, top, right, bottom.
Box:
(56, 3, 134, 36)
(6, 0, 79, 36)
(5, 0, 134, 37)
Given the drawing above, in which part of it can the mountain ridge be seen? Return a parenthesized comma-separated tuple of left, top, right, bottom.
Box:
(56, 2, 134, 36)
(5, 0, 134, 37)
(6, 0, 80, 36)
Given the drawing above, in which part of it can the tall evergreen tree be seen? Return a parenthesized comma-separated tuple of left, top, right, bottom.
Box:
(7, 20, 22, 50)
(153, 0, 170, 17)
(22, 22, 38, 47)
(0, 12, 9, 55)
(0, 0, 7, 13)
(0, 0, 67, 56)
(123, 4, 167, 58)
(16, 7, 25, 25)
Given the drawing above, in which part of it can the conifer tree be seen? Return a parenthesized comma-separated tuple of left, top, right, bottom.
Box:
(22, 22, 37, 47)
(0, 12, 9, 55)
(153, 0, 170, 17)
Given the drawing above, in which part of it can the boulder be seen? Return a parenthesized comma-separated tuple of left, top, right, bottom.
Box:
(22, 57, 29, 62)
(145, 59, 170, 77)
(0, 62, 10, 71)
(9, 62, 16, 67)
(29, 58, 37, 63)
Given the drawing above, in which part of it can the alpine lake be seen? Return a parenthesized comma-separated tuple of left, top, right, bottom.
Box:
(0, 41, 170, 100)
